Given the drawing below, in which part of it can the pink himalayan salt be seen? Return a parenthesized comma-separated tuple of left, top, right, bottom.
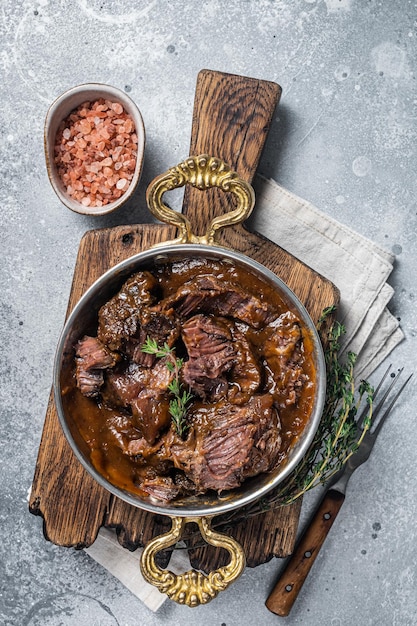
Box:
(54, 98, 137, 208)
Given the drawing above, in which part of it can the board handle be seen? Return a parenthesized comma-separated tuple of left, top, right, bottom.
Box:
(140, 516, 246, 607)
(182, 70, 281, 234)
(146, 154, 255, 245)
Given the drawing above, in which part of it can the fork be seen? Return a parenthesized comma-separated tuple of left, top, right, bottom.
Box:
(265, 364, 413, 617)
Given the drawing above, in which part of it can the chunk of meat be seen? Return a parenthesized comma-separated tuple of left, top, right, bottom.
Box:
(227, 327, 261, 404)
(131, 390, 171, 445)
(97, 271, 157, 351)
(160, 275, 273, 328)
(125, 435, 164, 458)
(124, 308, 180, 367)
(181, 314, 261, 403)
(139, 476, 180, 501)
(170, 394, 281, 492)
(75, 335, 117, 370)
(101, 362, 149, 408)
(76, 369, 104, 398)
(101, 358, 174, 443)
(75, 335, 117, 397)
(263, 312, 307, 407)
(181, 314, 235, 400)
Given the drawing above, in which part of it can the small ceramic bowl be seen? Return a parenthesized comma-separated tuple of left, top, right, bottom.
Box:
(44, 83, 145, 216)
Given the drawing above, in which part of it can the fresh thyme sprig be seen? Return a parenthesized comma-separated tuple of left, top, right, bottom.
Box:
(141, 337, 193, 437)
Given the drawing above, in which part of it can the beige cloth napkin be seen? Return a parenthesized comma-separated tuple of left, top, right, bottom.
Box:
(251, 176, 404, 380)
(83, 176, 404, 610)
(84, 528, 191, 612)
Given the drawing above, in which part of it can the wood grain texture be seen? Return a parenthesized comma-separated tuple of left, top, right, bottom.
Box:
(29, 70, 339, 572)
(185, 500, 303, 572)
(183, 70, 281, 234)
(266, 490, 345, 616)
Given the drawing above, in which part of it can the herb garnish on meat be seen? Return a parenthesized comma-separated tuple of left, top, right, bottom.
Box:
(141, 337, 193, 437)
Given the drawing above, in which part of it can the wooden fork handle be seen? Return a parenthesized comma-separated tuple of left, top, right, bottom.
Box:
(265, 489, 345, 616)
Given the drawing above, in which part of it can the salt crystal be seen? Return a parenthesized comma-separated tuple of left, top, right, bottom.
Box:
(63, 128, 71, 140)
(112, 102, 124, 115)
(99, 128, 110, 140)
(81, 196, 91, 206)
(89, 162, 101, 173)
(116, 178, 128, 190)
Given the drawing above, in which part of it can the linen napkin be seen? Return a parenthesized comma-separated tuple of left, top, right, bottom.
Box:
(83, 176, 404, 610)
(251, 176, 404, 380)
(84, 528, 190, 612)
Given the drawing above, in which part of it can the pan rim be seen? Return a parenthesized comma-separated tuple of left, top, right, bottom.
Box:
(53, 243, 326, 518)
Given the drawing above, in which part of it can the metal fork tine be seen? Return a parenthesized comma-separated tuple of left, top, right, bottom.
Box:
(371, 372, 413, 437)
(373, 367, 404, 417)
(372, 363, 394, 397)
(356, 363, 393, 429)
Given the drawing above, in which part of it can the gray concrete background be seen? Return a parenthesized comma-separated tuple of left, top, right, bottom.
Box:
(1, 1, 416, 625)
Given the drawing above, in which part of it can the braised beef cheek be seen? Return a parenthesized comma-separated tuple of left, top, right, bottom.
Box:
(64, 259, 317, 501)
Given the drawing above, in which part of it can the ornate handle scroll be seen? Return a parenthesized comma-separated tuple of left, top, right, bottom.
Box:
(140, 516, 246, 607)
(145, 154, 255, 245)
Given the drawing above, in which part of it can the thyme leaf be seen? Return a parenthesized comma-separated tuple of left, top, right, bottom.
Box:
(141, 336, 192, 437)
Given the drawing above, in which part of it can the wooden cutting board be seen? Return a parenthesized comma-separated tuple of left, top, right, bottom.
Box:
(29, 70, 339, 573)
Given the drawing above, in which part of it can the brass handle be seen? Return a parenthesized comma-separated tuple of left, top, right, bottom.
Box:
(145, 154, 255, 245)
(140, 516, 246, 607)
